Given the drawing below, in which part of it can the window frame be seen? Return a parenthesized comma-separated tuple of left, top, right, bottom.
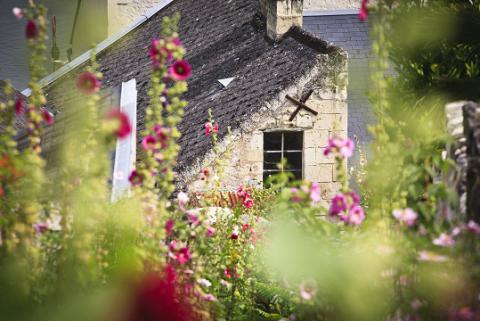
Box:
(263, 130, 304, 182)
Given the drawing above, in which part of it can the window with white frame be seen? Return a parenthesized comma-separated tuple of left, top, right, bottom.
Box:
(263, 131, 303, 184)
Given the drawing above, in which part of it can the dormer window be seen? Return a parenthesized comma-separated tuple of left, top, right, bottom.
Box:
(263, 131, 303, 183)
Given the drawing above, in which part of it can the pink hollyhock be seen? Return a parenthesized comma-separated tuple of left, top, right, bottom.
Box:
(155, 125, 171, 148)
(243, 196, 254, 209)
(105, 108, 131, 139)
(171, 37, 182, 47)
(290, 187, 302, 203)
(15, 96, 23, 115)
(213, 122, 219, 134)
(348, 191, 361, 206)
(205, 122, 213, 136)
(169, 240, 177, 253)
(339, 138, 355, 158)
(392, 208, 418, 227)
(418, 251, 448, 263)
(76, 71, 100, 95)
(176, 247, 191, 265)
(165, 219, 174, 236)
(142, 135, 157, 151)
(187, 212, 199, 226)
(237, 185, 247, 198)
(433, 233, 455, 247)
(42, 109, 54, 125)
(149, 39, 171, 69)
(206, 226, 216, 237)
(359, 0, 368, 22)
(169, 60, 192, 81)
(329, 194, 348, 216)
(467, 220, 480, 234)
(299, 281, 316, 300)
(124, 265, 197, 321)
(13, 7, 23, 19)
(177, 192, 189, 210)
(310, 182, 321, 203)
(25, 20, 38, 39)
(347, 205, 365, 225)
(128, 170, 143, 186)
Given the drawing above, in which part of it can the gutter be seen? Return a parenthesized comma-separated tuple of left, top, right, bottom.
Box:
(303, 9, 358, 17)
(22, 0, 174, 96)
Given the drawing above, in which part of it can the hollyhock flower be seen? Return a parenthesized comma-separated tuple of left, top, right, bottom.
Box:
(176, 247, 191, 265)
(149, 39, 171, 68)
(392, 208, 418, 227)
(359, 0, 368, 22)
(42, 109, 54, 125)
(454, 307, 475, 320)
(169, 240, 177, 253)
(205, 122, 213, 136)
(224, 267, 234, 279)
(329, 194, 348, 216)
(230, 226, 239, 240)
(339, 138, 355, 158)
(15, 96, 23, 115)
(213, 122, 219, 134)
(310, 182, 321, 203)
(142, 135, 157, 151)
(76, 71, 100, 95)
(467, 220, 480, 234)
(171, 37, 182, 47)
(128, 170, 143, 186)
(348, 191, 361, 206)
(187, 212, 199, 226)
(243, 196, 254, 209)
(25, 20, 38, 39)
(206, 226, 216, 237)
(126, 265, 195, 321)
(290, 187, 302, 203)
(299, 281, 316, 300)
(13, 7, 23, 19)
(433, 233, 455, 247)
(197, 278, 211, 288)
(418, 251, 448, 263)
(34, 222, 48, 234)
(452, 226, 463, 237)
(202, 294, 217, 302)
(177, 192, 189, 208)
(165, 219, 174, 236)
(169, 60, 191, 81)
(347, 205, 365, 225)
(237, 185, 247, 198)
(105, 108, 131, 138)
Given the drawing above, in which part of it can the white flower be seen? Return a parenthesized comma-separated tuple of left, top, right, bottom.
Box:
(197, 278, 212, 288)
(177, 192, 189, 207)
(47, 215, 62, 231)
(12, 7, 23, 19)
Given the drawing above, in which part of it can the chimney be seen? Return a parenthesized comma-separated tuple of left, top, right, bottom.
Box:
(261, 0, 304, 41)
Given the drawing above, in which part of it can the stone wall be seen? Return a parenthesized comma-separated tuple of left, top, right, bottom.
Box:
(185, 54, 348, 204)
(463, 102, 480, 222)
(108, 0, 160, 35)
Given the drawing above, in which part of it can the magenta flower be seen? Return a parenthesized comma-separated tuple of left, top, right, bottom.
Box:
(243, 196, 254, 209)
(142, 135, 157, 151)
(359, 0, 368, 22)
(128, 170, 143, 186)
(169, 60, 192, 81)
(324, 137, 355, 158)
(347, 205, 365, 225)
(105, 108, 131, 139)
(165, 219, 174, 236)
(12, 7, 23, 19)
(230, 226, 240, 240)
(25, 20, 38, 39)
(339, 138, 355, 158)
(206, 226, 216, 237)
(467, 220, 480, 235)
(187, 212, 199, 226)
(33, 222, 48, 234)
(176, 247, 191, 265)
(42, 109, 54, 125)
(310, 182, 321, 203)
(213, 122, 219, 134)
(149, 39, 171, 69)
(204, 122, 213, 136)
(290, 187, 302, 203)
(15, 96, 23, 115)
(76, 71, 100, 95)
(171, 37, 182, 47)
(329, 194, 348, 216)
(202, 294, 217, 302)
(433, 233, 455, 247)
(392, 208, 418, 227)
(348, 191, 361, 206)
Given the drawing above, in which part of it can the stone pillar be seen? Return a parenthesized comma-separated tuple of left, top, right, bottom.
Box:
(264, 0, 303, 41)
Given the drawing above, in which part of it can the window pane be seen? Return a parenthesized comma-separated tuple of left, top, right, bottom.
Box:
(264, 132, 282, 150)
(284, 131, 303, 150)
(264, 152, 282, 170)
(284, 152, 302, 170)
(285, 170, 303, 181)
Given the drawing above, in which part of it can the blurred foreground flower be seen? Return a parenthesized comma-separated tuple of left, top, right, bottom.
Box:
(76, 71, 101, 95)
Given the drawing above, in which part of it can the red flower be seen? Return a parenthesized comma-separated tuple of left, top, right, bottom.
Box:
(105, 108, 131, 139)
(0, 186, 4, 198)
(165, 219, 174, 236)
(149, 39, 171, 69)
(25, 20, 38, 39)
(242, 195, 254, 209)
(359, 0, 368, 22)
(128, 170, 143, 186)
(205, 122, 213, 136)
(42, 108, 54, 125)
(176, 247, 191, 265)
(142, 135, 157, 151)
(76, 71, 100, 95)
(124, 266, 197, 321)
(213, 122, 219, 134)
(169, 60, 192, 81)
(15, 96, 23, 115)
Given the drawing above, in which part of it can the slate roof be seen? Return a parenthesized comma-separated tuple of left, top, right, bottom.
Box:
(34, 0, 340, 174)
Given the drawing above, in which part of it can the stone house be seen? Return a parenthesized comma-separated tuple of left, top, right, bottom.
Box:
(16, 0, 354, 202)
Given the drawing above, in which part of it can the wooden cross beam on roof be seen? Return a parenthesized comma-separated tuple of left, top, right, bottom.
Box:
(287, 89, 318, 122)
